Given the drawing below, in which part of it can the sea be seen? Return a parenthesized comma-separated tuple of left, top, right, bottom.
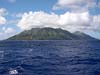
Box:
(0, 40, 100, 75)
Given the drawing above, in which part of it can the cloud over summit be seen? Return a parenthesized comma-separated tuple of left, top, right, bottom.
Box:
(17, 11, 99, 32)
(17, 11, 60, 30)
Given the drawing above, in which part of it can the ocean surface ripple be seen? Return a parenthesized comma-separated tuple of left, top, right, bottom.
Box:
(0, 40, 100, 75)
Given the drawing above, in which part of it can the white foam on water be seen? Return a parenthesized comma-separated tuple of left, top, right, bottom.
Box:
(9, 69, 18, 75)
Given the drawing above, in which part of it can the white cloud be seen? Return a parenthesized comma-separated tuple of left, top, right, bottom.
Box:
(11, 13, 24, 18)
(90, 15, 100, 31)
(17, 11, 60, 30)
(58, 12, 92, 32)
(53, 0, 96, 12)
(5, 27, 15, 34)
(17, 11, 100, 32)
(59, 12, 90, 26)
(0, 27, 16, 40)
(8, 0, 16, 3)
(0, 16, 6, 25)
(0, 8, 6, 16)
(15, 13, 23, 18)
(0, 8, 7, 25)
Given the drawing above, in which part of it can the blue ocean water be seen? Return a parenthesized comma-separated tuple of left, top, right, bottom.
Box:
(0, 40, 100, 75)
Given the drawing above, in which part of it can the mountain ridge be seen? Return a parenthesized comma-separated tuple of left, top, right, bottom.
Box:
(7, 27, 97, 40)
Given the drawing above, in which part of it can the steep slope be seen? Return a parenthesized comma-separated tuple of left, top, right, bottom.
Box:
(74, 31, 96, 40)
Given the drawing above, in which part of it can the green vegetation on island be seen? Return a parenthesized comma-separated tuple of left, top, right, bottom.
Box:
(7, 28, 96, 40)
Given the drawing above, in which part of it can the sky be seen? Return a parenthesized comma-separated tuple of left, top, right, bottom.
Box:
(0, 0, 100, 40)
